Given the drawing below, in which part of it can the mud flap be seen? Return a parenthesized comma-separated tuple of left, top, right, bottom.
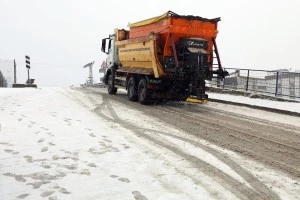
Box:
(194, 53, 208, 100)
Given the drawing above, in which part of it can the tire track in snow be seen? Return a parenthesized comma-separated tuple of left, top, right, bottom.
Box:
(155, 105, 300, 178)
(74, 88, 279, 200)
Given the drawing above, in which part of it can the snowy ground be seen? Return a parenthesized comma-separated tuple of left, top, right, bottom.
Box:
(0, 87, 299, 200)
(207, 92, 300, 113)
(205, 92, 300, 127)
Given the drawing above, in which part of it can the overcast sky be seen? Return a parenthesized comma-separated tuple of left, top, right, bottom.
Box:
(0, 0, 299, 86)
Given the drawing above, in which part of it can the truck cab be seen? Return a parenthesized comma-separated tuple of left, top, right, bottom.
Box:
(101, 33, 119, 84)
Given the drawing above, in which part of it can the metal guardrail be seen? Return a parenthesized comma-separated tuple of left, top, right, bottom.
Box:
(210, 68, 300, 100)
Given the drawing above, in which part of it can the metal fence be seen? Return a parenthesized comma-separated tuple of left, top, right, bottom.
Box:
(0, 59, 14, 88)
(210, 67, 300, 100)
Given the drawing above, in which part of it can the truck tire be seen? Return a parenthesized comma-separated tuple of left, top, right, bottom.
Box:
(138, 78, 151, 104)
(108, 74, 117, 94)
(127, 77, 138, 101)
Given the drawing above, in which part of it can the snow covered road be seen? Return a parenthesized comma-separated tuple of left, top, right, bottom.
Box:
(0, 87, 299, 200)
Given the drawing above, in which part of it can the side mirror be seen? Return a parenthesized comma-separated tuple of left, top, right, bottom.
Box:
(101, 38, 109, 54)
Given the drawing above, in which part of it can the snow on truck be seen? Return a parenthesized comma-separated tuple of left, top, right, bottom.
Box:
(101, 11, 228, 104)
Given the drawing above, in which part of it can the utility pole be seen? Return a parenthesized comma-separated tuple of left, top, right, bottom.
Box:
(83, 61, 95, 85)
(14, 59, 17, 83)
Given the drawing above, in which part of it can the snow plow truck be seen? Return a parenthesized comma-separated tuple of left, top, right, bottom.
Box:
(101, 11, 228, 104)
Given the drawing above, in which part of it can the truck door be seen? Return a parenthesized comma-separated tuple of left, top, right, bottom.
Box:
(101, 34, 118, 69)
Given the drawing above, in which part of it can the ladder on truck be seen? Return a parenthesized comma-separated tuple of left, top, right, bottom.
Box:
(211, 38, 228, 85)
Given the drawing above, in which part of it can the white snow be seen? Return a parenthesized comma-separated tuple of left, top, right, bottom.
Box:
(207, 91, 300, 113)
(0, 87, 299, 200)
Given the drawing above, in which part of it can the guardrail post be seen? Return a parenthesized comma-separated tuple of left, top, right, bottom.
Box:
(246, 70, 249, 91)
(275, 71, 279, 96)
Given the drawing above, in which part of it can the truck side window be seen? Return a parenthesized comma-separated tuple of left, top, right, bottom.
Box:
(108, 39, 112, 52)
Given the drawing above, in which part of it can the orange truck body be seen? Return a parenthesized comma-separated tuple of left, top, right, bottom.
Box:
(129, 17, 218, 57)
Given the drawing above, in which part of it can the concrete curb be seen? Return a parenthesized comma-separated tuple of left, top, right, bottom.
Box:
(208, 98, 300, 117)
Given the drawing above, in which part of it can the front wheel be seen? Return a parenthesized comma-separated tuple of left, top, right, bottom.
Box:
(107, 74, 117, 94)
(138, 78, 151, 104)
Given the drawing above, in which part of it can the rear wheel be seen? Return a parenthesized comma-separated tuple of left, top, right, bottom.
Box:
(138, 78, 151, 104)
(107, 74, 117, 94)
(127, 77, 138, 101)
